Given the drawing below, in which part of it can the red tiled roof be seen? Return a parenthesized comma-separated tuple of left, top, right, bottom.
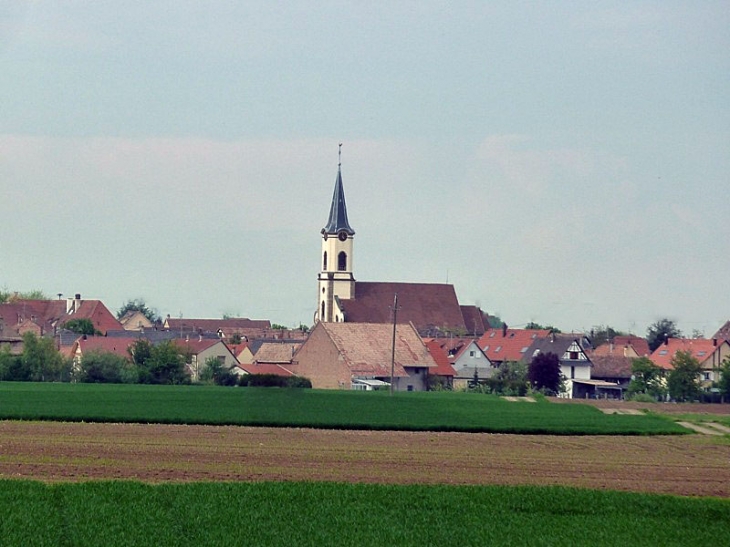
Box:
(0, 298, 122, 335)
(590, 355, 634, 380)
(61, 300, 123, 334)
(172, 338, 223, 355)
(477, 328, 550, 363)
(75, 336, 137, 359)
(611, 336, 650, 357)
(425, 340, 456, 377)
(338, 282, 467, 336)
(253, 342, 302, 364)
(165, 318, 271, 333)
(649, 338, 725, 370)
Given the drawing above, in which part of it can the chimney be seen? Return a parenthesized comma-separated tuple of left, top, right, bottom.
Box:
(713, 338, 718, 347)
(550, 332, 555, 343)
(502, 323, 507, 337)
(664, 336, 669, 346)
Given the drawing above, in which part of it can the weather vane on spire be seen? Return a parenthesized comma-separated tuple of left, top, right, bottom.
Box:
(338, 142, 342, 167)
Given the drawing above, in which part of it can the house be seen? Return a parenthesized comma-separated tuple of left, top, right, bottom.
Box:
(292, 321, 437, 391)
(424, 340, 455, 389)
(649, 338, 730, 387)
(478, 326, 551, 366)
(119, 310, 154, 332)
(172, 338, 239, 382)
(163, 317, 272, 340)
(522, 333, 618, 399)
(592, 336, 650, 358)
(314, 154, 487, 337)
(427, 337, 492, 389)
(252, 341, 302, 366)
(713, 320, 730, 342)
(0, 294, 122, 336)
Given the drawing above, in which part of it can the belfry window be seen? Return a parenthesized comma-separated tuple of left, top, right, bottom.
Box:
(323, 251, 328, 270)
(338, 251, 347, 271)
(321, 301, 325, 320)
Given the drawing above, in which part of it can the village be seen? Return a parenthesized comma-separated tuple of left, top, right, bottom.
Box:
(2, 161, 729, 401)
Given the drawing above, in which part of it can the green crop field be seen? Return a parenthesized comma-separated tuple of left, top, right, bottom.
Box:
(0, 382, 686, 435)
(1, 480, 728, 546)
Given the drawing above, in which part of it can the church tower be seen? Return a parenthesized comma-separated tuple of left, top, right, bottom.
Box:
(317, 145, 355, 323)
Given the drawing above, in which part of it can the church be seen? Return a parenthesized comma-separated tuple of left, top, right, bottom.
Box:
(315, 150, 488, 338)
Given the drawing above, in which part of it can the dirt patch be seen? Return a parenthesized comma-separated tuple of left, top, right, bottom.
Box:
(677, 422, 724, 436)
(1, 421, 728, 498)
(550, 398, 730, 416)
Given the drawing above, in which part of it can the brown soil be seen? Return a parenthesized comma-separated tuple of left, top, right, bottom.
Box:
(1, 421, 728, 497)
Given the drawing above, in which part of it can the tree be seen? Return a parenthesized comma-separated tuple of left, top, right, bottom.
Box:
(528, 352, 562, 394)
(0, 344, 24, 381)
(488, 360, 529, 395)
(667, 350, 702, 402)
(0, 288, 50, 303)
(199, 356, 237, 386)
(63, 318, 101, 336)
(20, 332, 71, 382)
(589, 325, 627, 348)
(117, 299, 159, 323)
(524, 322, 561, 334)
(718, 356, 730, 400)
(627, 357, 665, 399)
(78, 351, 132, 384)
(646, 318, 682, 352)
(144, 341, 189, 385)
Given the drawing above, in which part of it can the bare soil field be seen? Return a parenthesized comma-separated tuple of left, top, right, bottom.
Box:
(1, 421, 728, 497)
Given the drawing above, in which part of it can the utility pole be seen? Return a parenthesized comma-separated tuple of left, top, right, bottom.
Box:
(389, 293, 399, 396)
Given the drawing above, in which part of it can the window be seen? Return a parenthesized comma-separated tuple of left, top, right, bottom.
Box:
(469, 351, 475, 357)
(495, 346, 502, 353)
(323, 251, 327, 270)
(321, 301, 325, 320)
(520, 346, 528, 353)
(703, 372, 710, 381)
(569, 351, 578, 360)
(338, 251, 347, 271)
(407, 385, 414, 392)
(570, 366, 575, 379)
(217, 355, 226, 364)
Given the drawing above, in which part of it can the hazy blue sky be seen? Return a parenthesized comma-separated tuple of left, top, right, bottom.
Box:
(2, 1, 728, 336)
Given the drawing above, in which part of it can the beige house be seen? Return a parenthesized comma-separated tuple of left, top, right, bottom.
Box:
(292, 321, 436, 391)
(119, 310, 154, 331)
(173, 338, 239, 382)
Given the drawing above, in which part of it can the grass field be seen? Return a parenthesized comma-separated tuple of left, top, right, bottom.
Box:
(0, 382, 686, 435)
(1, 480, 728, 546)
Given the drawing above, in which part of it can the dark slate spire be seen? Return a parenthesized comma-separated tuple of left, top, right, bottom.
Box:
(322, 146, 355, 235)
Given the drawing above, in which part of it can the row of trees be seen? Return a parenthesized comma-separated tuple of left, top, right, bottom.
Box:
(628, 351, 730, 402)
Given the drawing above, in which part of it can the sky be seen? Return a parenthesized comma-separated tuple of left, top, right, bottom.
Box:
(1, 1, 728, 337)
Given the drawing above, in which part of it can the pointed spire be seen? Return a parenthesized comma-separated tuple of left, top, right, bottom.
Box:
(322, 144, 355, 235)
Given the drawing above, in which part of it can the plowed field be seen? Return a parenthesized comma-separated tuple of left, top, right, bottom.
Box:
(1, 421, 728, 497)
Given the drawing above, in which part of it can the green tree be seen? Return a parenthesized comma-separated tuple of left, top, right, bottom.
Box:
(63, 318, 101, 336)
(0, 344, 24, 381)
(199, 355, 237, 386)
(78, 350, 131, 383)
(20, 332, 71, 382)
(144, 341, 189, 385)
(488, 360, 529, 395)
(0, 288, 50, 303)
(528, 352, 562, 394)
(524, 322, 561, 334)
(667, 350, 702, 402)
(647, 318, 682, 352)
(590, 325, 627, 348)
(117, 299, 159, 323)
(718, 356, 730, 399)
(627, 357, 665, 399)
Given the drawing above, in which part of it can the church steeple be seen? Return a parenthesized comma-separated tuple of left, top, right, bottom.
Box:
(322, 144, 355, 236)
(317, 144, 356, 324)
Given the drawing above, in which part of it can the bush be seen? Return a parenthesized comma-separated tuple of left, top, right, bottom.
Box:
(238, 374, 311, 388)
(627, 393, 657, 403)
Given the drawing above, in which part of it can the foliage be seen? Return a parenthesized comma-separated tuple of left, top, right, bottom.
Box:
(589, 325, 627, 348)
(1, 481, 729, 547)
(239, 374, 312, 388)
(63, 318, 101, 336)
(142, 341, 190, 385)
(129, 339, 153, 367)
(117, 298, 159, 323)
(0, 345, 24, 381)
(719, 356, 730, 399)
(77, 350, 134, 384)
(298, 323, 310, 333)
(627, 357, 666, 400)
(486, 313, 504, 328)
(0, 384, 686, 435)
(524, 322, 561, 333)
(646, 318, 682, 352)
(627, 393, 657, 403)
(199, 356, 237, 386)
(528, 352, 562, 394)
(0, 288, 49, 303)
(484, 361, 529, 396)
(271, 324, 288, 330)
(20, 332, 71, 382)
(229, 333, 243, 344)
(667, 350, 702, 402)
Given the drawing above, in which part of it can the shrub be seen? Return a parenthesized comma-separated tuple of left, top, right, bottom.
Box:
(238, 374, 311, 388)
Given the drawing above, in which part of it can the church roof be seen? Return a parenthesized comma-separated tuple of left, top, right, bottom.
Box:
(337, 282, 468, 337)
(322, 167, 355, 235)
